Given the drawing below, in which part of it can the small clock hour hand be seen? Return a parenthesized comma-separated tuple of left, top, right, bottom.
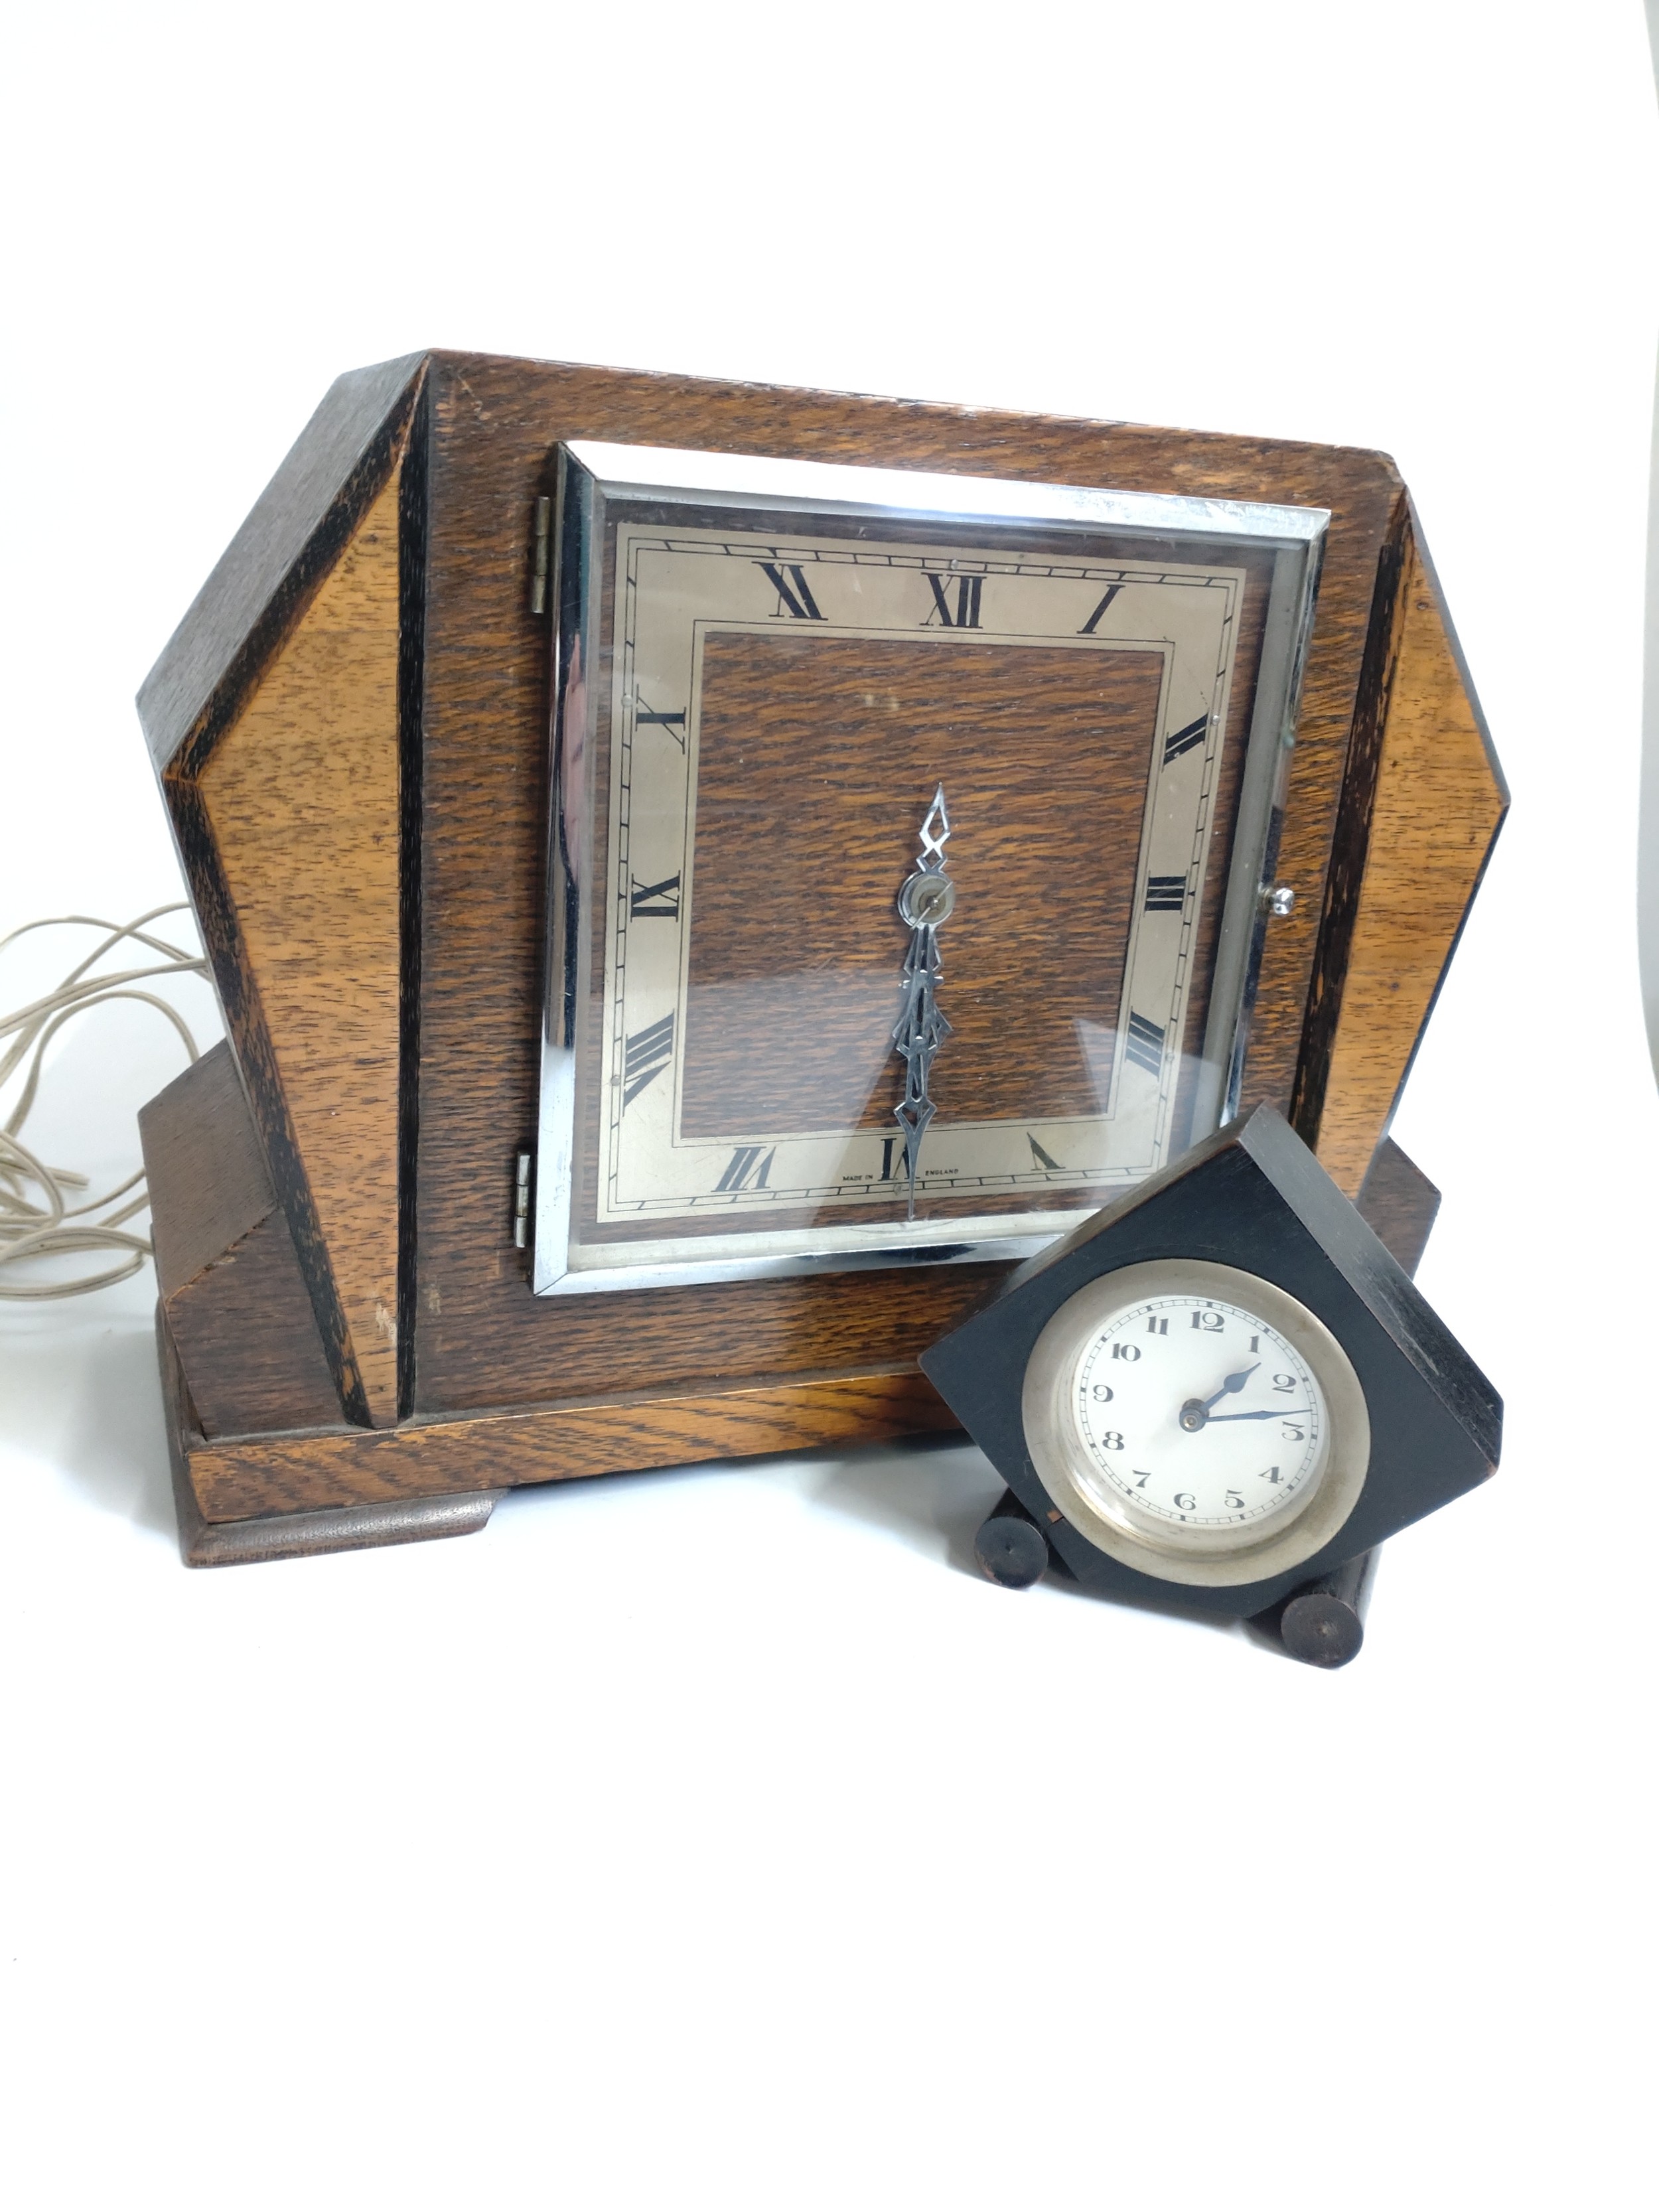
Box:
(1179, 1361, 1261, 1434)
(1200, 1361, 1259, 1412)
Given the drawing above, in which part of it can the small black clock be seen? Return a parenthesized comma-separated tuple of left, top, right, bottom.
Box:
(919, 1107, 1500, 1628)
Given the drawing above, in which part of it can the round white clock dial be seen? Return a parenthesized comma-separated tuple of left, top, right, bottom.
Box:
(1022, 1259, 1370, 1587)
(1073, 1293, 1327, 1534)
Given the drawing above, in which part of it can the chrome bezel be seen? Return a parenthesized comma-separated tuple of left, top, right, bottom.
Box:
(534, 442, 1328, 1297)
(1021, 1259, 1371, 1587)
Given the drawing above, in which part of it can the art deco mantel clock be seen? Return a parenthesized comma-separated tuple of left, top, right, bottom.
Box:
(135, 351, 1505, 1566)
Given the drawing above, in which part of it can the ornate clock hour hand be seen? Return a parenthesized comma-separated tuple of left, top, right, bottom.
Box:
(891, 784, 954, 1220)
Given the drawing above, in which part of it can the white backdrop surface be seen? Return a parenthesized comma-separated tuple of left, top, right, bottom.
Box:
(3, 6, 1656, 2209)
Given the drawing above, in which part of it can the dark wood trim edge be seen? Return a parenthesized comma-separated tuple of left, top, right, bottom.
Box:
(1290, 493, 1412, 1148)
(397, 380, 431, 1418)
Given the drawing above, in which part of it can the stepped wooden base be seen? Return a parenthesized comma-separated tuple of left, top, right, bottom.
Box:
(159, 1315, 503, 1565)
(157, 1307, 958, 1565)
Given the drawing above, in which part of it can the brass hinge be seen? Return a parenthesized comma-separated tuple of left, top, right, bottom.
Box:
(529, 495, 551, 615)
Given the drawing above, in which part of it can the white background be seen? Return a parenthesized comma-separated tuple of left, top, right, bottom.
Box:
(3, 5, 1657, 2207)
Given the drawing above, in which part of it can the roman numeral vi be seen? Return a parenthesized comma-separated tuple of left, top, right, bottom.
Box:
(715, 1144, 776, 1193)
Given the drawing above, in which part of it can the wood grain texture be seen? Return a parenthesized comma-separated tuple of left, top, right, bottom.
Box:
(197, 469, 404, 1425)
(1303, 518, 1507, 1194)
(682, 634, 1165, 1137)
(409, 352, 1403, 1419)
(139, 1045, 342, 1436)
(179, 1363, 962, 1522)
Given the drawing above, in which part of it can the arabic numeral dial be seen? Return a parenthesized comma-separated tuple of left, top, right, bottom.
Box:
(1070, 1290, 1333, 1544)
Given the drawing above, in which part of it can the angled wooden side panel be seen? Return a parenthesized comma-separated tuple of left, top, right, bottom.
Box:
(143, 354, 429, 1437)
(194, 467, 405, 1425)
(1307, 521, 1508, 1195)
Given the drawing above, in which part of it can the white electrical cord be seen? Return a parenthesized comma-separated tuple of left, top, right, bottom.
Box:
(0, 906, 210, 1299)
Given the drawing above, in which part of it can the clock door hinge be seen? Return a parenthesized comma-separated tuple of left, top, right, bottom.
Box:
(514, 1150, 534, 1247)
(529, 495, 552, 615)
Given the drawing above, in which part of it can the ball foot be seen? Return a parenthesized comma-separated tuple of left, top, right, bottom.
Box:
(974, 1490, 1050, 1589)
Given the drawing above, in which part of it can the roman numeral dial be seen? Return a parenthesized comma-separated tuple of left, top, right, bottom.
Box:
(587, 511, 1255, 1249)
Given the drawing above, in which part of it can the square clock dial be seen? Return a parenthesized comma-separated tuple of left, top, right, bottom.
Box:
(534, 443, 1327, 1295)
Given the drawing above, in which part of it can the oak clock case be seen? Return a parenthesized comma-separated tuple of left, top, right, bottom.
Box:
(536, 441, 1327, 1296)
(130, 350, 1507, 1569)
(919, 1108, 1502, 1619)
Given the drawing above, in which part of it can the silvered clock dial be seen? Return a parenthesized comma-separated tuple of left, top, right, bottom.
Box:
(535, 442, 1327, 1294)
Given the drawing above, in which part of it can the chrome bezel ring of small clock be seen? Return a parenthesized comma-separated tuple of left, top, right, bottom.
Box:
(1021, 1259, 1372, 1587)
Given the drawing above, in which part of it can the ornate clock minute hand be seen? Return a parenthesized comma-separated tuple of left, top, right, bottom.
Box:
(891, 784, 955, 1221)
(1206, 1406, 1311, 1423)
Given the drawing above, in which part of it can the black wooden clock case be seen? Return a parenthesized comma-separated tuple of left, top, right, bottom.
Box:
(919, 1106, 1502, 1618)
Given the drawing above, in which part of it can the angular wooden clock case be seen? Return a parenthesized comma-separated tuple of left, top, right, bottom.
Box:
(136, 350, 1505, 1565)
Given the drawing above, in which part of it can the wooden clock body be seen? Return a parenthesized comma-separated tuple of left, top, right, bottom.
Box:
(135, 352, 1504, 1563)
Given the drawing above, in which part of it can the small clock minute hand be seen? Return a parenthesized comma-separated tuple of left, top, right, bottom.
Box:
(1205, 1406, 1311, 1423)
